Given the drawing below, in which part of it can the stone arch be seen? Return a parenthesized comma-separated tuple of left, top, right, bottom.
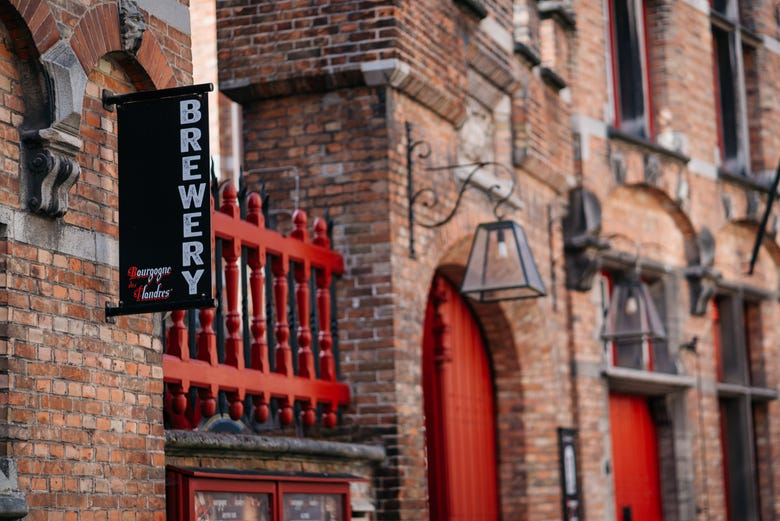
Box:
(5, 0, 59, 55)
(0, 1, 53, 131)
(602, 183, 698, 266)
(134, 33, 177, 89)
(71, 2, 176, 91)
(712, 220, 780, 291)
(70, 2, 122, 76)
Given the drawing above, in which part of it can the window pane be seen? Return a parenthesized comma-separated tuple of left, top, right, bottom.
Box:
(284, 493, 344, 521)
(742, 44, 760, 176)
(194, 491, 271, 521)
(648, 279, 676, 374)
(713, 27, 745, 175)
(614, 339, 644, 369)
(716, 296, 749, 385)
(712, 0, 736, 17)
(612, 0, 648, 138)
(720, 398, 758, 521)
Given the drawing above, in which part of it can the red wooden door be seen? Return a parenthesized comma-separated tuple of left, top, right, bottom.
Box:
(609, 393, 664, 521)
(422, 275, 499, 521)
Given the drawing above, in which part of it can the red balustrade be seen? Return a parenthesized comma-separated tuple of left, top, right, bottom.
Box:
(163, 182, 349, 430)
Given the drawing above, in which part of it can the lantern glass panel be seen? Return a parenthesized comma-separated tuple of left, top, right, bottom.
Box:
(461, 221, 546, 302)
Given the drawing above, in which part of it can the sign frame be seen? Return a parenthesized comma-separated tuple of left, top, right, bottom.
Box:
(105, 83, 216, 319)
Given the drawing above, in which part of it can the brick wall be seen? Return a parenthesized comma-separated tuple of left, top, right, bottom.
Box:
(0, 1, 192, 519)
(216, 0, 575, 517)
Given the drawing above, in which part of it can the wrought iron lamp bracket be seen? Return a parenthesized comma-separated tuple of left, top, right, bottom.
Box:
(406, 122, 518, 258)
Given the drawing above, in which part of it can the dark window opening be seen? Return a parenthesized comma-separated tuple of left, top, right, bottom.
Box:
(713, 27, 746, 176)
(713, 294, 771, 521)
(712, 0, 736, 18)
(610, 0, 651, 139)
(719, 397, 759, 521)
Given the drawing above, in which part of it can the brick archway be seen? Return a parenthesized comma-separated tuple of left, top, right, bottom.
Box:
(3, 0, 59, 56)
(71, 2, 177, 90)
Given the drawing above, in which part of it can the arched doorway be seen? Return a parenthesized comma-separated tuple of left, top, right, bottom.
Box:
(422, 274, 499, 521)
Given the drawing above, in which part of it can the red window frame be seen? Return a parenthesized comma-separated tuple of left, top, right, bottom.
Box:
(167, 466, 353, 521)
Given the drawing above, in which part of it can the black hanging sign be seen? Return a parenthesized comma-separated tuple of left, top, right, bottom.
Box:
(105, 83, 215, 318)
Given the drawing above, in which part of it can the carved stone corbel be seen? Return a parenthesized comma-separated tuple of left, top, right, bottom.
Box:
(685, 228, 721, 316)
(119, 0, 147, 54)
(644, 153, 661, 186)
(21, 127, 82, 217)
(563, 187, 610, 291)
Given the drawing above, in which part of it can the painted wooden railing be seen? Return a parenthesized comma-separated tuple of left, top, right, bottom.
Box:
(163, 181, 349, 429)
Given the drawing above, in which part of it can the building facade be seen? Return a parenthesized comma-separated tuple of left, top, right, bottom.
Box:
(0, 0, 778, 520)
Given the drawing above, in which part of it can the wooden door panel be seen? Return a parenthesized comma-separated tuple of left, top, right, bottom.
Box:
(609, 393, 663, 521)
(423, 275, 498, 521)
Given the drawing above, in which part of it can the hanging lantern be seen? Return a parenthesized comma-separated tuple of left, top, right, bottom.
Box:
(460, 221, 547, 302)
(601, 273, 666, 342)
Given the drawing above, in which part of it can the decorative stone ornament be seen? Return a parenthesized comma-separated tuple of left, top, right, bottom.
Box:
(746, 190, 760, 221)
(14, 40, 88, 218)
(22, 127, 82, 217)
(685, 228, 721, 316)
(611, 152, 626, 184)
(644, 153, 660, 186)
(562, 187, 610, 291)
(119, 0, 147, 54)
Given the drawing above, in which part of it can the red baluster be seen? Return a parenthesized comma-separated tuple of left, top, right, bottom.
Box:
(253, 394, 270, 424)
(313, 218, 338, 428)
(292, 211, 316, 426)
(196, 307, 217, 418)
(169, 384, 188, 415)
(313, 218, 336, 383)
(323, 405, 337, 429)
(198, 387, 217, 418)
(247, 193, 269, 374)
(221, 184, 243, 371)
(226, 391, 244, 421)
(272, 254, 293, 425)
(292, 211, 313, 378)
(196, 308, 217, 365)
(247, 193, 270, 423)
(166, 310, 188, 360)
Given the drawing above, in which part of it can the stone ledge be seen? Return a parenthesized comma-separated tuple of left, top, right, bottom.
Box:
(0, 495, 27, 521)
(166, 430, 386, 463)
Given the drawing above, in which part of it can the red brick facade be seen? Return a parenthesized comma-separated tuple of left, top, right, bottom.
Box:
(0, 0, 779, 520)
(213, 1, 780, 521)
